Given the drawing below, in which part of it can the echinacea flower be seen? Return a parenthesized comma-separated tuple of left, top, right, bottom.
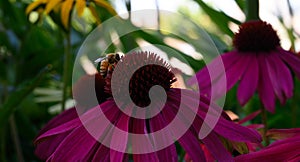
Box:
(26, 0, 116, 28)
(235, 131, 300, 162)
(189, 20, 300, 113)
(34, 52, 261, 161)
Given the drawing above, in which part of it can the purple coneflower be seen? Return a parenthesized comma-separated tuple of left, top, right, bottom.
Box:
(34, 52, 261, 161)
(189, 20, 300, 113)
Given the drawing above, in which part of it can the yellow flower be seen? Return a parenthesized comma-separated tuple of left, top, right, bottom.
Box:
(26, 0, 117, 29)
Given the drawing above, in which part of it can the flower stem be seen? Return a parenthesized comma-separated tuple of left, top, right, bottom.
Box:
(9, 115, 24, 162)
(260, 105, 270, 146)
(245, 0, 260, 21)
(62, 31, 72, 111)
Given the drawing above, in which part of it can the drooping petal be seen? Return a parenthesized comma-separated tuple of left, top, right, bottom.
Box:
(203, 52, 251, 99)
(50, 125, 98, 161)
(237, 55, 259, 106)
(91, 145, 110, 162)
(278, 48, 300, 79)
(160, 95, 206, 161)
(188, 51, 241, 88)
(225, 53, 252, 91)
(50, 101, 122, 161)
(35, 118, 81, 142)
(168, 88, 262, 144)
(238, 110, 261, 125)
(150, 113, 178, 162)
(202, 132, 233, 161)
(35, 131, 70, 160)
(131, 118, 160, 162)
(272, 52, 294, 100)
(235, 136, 300, 162)
(178, 130, 206, 162)
(37, 108, 78, 136)
(202, 110, 262, 143)
(257, 54, 276, 112)
(265, 52, 287, 104)
(133, 152, 159, 162)
(110, 114, 130, 162)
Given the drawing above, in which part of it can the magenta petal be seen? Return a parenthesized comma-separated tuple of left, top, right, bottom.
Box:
(235, 136, 300, 162)
(257, 54, 276, 112)
(156, 145, 178, 162)
(34, 132, 70, 160)
(273, 52, 294, 100)
(202, 132, 233, 161)
(265, 52, 289, 104)
(37, 108, 78, 136)
(209, 52, 251, 99)
(169, 89, 262, 143)
(238, 110, 261, 124)
(91, 145, 110, 162)
(110, 114, 129, 162)
(188, 51, 240, 86)
(35, 118, 81, 142)
(225, 53, 251, 90)
(237, 55, 259, 106)
(178, 130, 206, 162)
(149, 114, 178, 162)
(51, 126, 97, 161)
(196, 108, 262, 143)
(278, 48, 300, 79)
(131, 119, 160, 162)
(133, 152, 159, 162)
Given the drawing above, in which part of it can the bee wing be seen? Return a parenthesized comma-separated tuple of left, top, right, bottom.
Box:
(94, 57, 106, 63)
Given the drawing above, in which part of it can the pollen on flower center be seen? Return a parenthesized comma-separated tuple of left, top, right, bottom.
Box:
(233, 20, 280, 52)
(105, 52, 177, 107)
(129, 64, 176, 107)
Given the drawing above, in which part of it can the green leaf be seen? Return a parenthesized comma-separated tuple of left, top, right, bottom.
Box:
(0, 65, 51, 132)
(235, 0, 245, 12)
(193, 0, 241, 37)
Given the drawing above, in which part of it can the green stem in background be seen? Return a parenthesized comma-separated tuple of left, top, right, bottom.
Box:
(261, 104, 270, 146)
(178, 147, 185, 162)
(9, 115, 24, 162)
(245, 0, 260, 21)
(287, 0, 296, 52)
(61, 31, 72, 111)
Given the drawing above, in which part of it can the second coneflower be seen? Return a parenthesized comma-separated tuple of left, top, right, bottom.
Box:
(34, 52, 261, 161)
(189, 20, 300, 113)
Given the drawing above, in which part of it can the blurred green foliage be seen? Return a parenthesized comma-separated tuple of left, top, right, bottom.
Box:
(0, 0, 299, 161)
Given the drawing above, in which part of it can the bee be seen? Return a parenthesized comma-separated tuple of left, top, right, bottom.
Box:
(94, 53, 123, 78)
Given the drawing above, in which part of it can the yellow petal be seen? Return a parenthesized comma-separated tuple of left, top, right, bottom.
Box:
(76, 0, 86, 17)
(88, 5, 101, 24)
(26, 0, 48, 15)
(93, 0, 117, 15)
(61, 0, 74, 29)
(45, 0, 62, 14)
